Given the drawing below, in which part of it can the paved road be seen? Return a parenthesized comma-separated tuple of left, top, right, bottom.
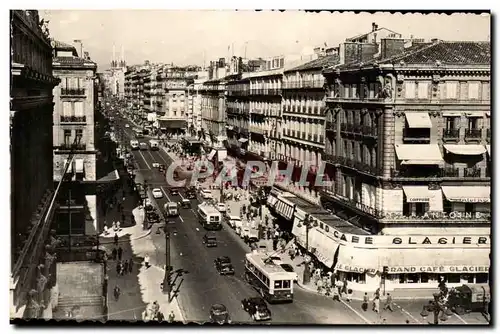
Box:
(112, 114, 367, 324)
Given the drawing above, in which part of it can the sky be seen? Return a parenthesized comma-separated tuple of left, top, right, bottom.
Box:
(40, 10, 490, 71)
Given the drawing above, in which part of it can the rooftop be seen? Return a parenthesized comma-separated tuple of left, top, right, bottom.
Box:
(53, 56, 97, 69)
(286, 54, 339, 72)
(346, 27, 400, 42)
(337, 40, 491, 70)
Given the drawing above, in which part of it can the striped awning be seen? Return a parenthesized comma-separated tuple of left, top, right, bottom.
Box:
(274, 198, 295, 221)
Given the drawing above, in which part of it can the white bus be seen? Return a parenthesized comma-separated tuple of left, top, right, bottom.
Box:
(130, 139, 139, 150)
(197, 203, 222, 230)
(149, 139, 159, 151)
(244, 252, 295, 303)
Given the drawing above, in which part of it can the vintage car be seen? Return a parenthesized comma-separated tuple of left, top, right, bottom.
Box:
(241, 297, 272, 321)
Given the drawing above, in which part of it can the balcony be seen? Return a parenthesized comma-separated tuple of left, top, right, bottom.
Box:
(57, 143, 87, 151)
(361, 125, 378, 137)
(464, 167, 481, 178)
(403, 128, 431, 143)
(340, 123, 355, 133)
(443, 128, 460, 142)
(61, 88, 86, 97)
(442, 167, 459, 177)
(465, 128, 482, 142)
(60, 116, 86, 123)
(283, 80, 324, 89)
(325, 120, 336, 133)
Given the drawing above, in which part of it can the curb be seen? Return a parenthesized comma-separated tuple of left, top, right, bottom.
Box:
(99, 226, 153, 245)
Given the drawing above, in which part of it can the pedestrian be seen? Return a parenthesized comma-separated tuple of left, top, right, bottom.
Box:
(156, 311, 165, 322)
(168, 310, 175, 323)
(362, 293, 369, 311)
(373, 295, 380, 313)
(346, 289, 353, 303)
(123, 260, 129, 275)
(114, 233, 118, 245)
(116, 221, 121, 231)
(116, 261, 121, 275)
(145, 255, 150, 268)
(117, 246, 123, 261)
(111, 248, 117, 260)
(128, 258, 133, 273)
(113, 285, 121, 301)
(384, 293, 394, 312)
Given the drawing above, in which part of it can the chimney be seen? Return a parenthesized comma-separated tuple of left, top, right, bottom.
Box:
(325, 47, 339, 56)
(339, 42, 379, 65)
(372, 22, 378, 32)
(380, 38, 405, 59)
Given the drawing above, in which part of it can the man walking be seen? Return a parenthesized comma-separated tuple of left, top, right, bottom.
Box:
(117, 246, 123, 261)
(383, 293, 394, 312)
(145, 255, 150, 269)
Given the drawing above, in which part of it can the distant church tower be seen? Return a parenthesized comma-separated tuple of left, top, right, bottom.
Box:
(111, 44, 126, 69)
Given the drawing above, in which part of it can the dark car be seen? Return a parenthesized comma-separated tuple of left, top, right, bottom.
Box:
(185, 187, 197, 199)
(203, 232, 217, 248)
(169, 187, 179, 196)
(209, 303, 231, 324)
(241, 297, 272, 321)
(214, 256, 235, 275)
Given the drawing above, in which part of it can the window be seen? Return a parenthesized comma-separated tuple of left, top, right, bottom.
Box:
(481, 83, 490, 101)
(448, 274, 461, 283)
(345, 272, 366, 283)
(467, 117, 478, 130)
(274, 280, 283, 289)
(282, 280, 291, 289)
(74, 102, 84, 117)
(464, 203, 475, 213)
(75, 129, 83, 140)
(476, 273, 489, 284)
(446, 82, 458, 99)
(461, 274, 474, 284)
(64, 129, 71, 145)
(468, 82, 480, 100)
(173, 110, 177, 116)
(404, 82, 416, 99)
(62, 102, 72, 117)
(417, 82, 430, 99)
(445, 116, 458, 130)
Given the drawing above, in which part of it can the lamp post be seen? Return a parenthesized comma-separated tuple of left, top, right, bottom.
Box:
(162, 220, 175, 300)
(298, 214, 314, 285)
(420, 292, 451, 325)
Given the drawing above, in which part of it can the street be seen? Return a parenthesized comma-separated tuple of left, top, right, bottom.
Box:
(114, 115, 369, 324)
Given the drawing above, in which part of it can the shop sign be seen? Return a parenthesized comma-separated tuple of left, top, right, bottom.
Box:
(391, 236, 489, 245)
(331, 229, 374, 245)
(388, 266, 490, 274)
(384, 211, 490, 220)
(406, 197, 429, 203)
(335, 263, 378, 274)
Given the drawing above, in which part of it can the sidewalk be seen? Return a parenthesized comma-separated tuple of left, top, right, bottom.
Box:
(100, 207, 152, 244)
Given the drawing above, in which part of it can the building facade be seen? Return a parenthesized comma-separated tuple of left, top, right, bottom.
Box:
(52, 40, 99, 246)
(316, 40, 491, 293)
(225, 77, 250, 154)
(10, 10, 60, 319)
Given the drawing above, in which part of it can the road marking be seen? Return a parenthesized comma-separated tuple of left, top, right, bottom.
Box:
(179, 193, 185, 200)
(138, 150, 151, 169)
(160, 186, 172, 202)
(337, 298, 372, 324)
(453, 313, 468, 324)
(179, 215, 184, 223)
(394, 303, 422, 324)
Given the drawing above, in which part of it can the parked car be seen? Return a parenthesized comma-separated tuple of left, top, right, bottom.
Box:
(280, 264, 298, 282)
(214, 256, 235, 275)
(227, 215, 242, 229)
(209, 304, 231, 324)
(152, 188, 163, 199)
(169, 187, 180, 196)
(241, 297, 272, 321)
(185, 186, 197, 199)
(125, 124, 130, 128)
(202, 232, 217, 247)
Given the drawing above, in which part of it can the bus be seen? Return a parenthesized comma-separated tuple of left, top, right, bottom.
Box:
(244, 252, 295, 303)
(149, 139, 159, 151)
(197, 203, 222, 230)
(130, 139, 139, 150)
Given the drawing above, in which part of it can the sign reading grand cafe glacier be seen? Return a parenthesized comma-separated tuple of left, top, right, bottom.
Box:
(291, 207, 490, 294)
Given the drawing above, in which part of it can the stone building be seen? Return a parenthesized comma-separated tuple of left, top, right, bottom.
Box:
(51, 40, 99, 245)
(10, 10, 60, 319)
(317, 39, 491, 293)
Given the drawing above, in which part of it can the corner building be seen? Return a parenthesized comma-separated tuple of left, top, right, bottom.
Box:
(317, 40, 490, 294)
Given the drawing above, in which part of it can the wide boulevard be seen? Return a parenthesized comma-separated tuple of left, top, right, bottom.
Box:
(112, 114, 368, 324)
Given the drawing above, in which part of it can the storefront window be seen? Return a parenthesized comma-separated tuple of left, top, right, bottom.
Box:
(407, 274, 420, 283)
(476, 273, 489, 284)
(448, 274, 461, 283)
(345, 272, 366, 283)
(421, 273, 430, 283)
(461, 274, 474, 284)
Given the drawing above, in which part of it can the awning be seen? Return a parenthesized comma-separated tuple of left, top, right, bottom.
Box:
(486, 111, 490, 117)
(274, 198, 295, 221)
(379, 248, 490, 274)
(466, 111, 485, 117)
(96, 170, 120, 183)
(444, 144, 487, 156)
(486, 145, 491, 155)
(442, 186, 490, 203)
(442, 111, 462, 117)
(309, 229, 338, 268)
(335, 245, 380, 274)
(267, 195, 279, 208)
(158, 119, 187, 129)
(238, 138, 248, 143)
(75, 159, 84, 173)
(292, 216, 307, 248)
(405, 112, 432, 128)
(207, 150, 216, 160)
(403, 186, 430, 203)
(395, 144, 444, 165)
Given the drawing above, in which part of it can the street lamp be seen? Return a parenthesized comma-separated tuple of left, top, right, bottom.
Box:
(162, 220, 176, 300)
(420, 292, 452, 325)
(297, 214, 314, 285)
